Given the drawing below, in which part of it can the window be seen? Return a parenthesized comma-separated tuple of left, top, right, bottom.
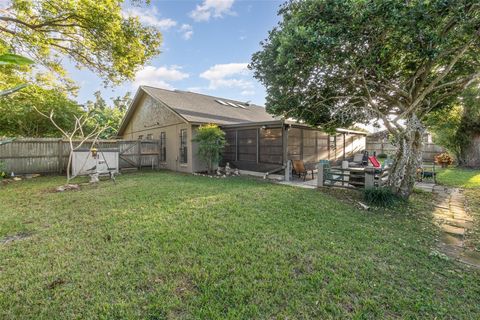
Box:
(160, 132, 166, 162)
(138, 135, 143, 140)
(179, 129, 188, 164)
(146, 134, 153, 140)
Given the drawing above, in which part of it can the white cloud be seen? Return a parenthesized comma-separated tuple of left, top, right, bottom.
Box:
(133, 65, 189, 90)
(241, 90, 255, 96)
(200, 63, 254, 90)
(189, 0, 235, 22)
(179, 24, 193, 40)
(124, 7, 177, 30)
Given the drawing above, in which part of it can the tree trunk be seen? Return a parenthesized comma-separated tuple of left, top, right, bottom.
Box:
(459, 134, 480, 168)
(387, 116, 425, 199)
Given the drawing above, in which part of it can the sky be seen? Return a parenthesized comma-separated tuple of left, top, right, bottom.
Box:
(66, 0, 283, 106)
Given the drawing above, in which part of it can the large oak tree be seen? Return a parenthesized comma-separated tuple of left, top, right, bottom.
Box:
(0, 0, 161, 84)
(250, 0, 480, 198)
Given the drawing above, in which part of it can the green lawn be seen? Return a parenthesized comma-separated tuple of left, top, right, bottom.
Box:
(437, 167, 480, 189)
(437, 167, 480, 251)
(436, 166, 480, 252)
(1, 172, 480, 319)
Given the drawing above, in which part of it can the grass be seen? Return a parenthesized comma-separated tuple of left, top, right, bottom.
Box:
(1, 172, 480, 319)
(436, 167, 480, 189)
(436, 166, 480, 252)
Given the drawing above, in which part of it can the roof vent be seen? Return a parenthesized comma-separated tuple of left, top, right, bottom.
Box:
(215, 99, 229, 106)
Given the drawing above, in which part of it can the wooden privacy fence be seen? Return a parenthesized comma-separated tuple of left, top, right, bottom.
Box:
(366, 140, 444, 162)
(0, 138, 161, 175)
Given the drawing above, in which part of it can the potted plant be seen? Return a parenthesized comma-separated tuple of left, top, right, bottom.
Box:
(435, 152, 454, 168)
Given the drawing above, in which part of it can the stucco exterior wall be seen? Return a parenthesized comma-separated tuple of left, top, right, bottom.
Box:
(120, 93, 194, 173)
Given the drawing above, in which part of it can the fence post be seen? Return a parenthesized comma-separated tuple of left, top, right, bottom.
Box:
(137, 140, 142, 170)
(317, 162, 324, 187)
(365, 166, 375, 188)
(285, 160, 291, 181)
(57, 139, 63, 174)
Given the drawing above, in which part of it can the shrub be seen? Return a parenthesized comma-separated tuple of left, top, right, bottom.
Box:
(0, 160, 6, 179)
(364, 187, 400, 207)
(435, 152, 454, 168)
(192, 124, 226, 174)
(377, 153, 388, 159)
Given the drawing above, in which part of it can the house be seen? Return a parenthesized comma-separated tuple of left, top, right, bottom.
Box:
(117, 86, 367, 173)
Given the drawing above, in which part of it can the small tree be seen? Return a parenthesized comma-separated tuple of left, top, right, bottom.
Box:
(193, 124, 226, 174)
(34, 107, 109, 184)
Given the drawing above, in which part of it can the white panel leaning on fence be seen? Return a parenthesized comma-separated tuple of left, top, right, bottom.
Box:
(72, 148, 119, 180)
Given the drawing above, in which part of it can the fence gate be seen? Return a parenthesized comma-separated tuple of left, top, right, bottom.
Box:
(118, 140, 160, 169)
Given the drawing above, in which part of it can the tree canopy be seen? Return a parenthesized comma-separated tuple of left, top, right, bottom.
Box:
(250, 0, 480, 198)
(427, 84, 480, 167)
(0, 85, 84, 137)
(85, 91, 131, 139)
(0, 0, 162, 84)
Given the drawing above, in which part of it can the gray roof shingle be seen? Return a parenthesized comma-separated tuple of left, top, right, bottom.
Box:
(141, 86, 279, 124)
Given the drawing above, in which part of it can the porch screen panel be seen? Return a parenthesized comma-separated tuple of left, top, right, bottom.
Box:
(316, 132, 329, 161)
(352, 135, 365, 155)
(259, 128, 283, 164)
(302, 129, 316, 163)
(237, 129, 257, 162)
(223, 130, 236, 162)
(335, 134, 344, 160)
(287, 128, 302, 160)
(343, 135, 353, 159)
(344, 134, 362, 158)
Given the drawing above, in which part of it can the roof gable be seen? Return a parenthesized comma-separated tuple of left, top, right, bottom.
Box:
(117, 88, 187, 136)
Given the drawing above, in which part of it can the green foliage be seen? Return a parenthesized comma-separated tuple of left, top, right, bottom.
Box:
(0, 160, 6, 178)
(426, 104, 463, 158)
(192, 124, 226, 174)
(250, 0, 480, 131)
(0, 85, 84, 137)
(250, 0, 480, 198)
(0, 52, 34, 96)
(427, 85, 480, 165)
(1, 0, 162, 84)
(377, 153, 388, 159)
(0, 54, 34, 66)
(85, 91, 130, 139)
(364, 187, 401, 207)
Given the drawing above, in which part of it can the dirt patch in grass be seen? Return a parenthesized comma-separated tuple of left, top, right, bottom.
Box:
(0, 231, 33, 244)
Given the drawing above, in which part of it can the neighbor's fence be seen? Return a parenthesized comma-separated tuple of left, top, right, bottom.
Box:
(366, 140, 444, 162)
(0, 138, 161, 175)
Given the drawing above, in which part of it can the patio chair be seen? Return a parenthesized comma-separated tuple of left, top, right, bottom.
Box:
(349, 153, 364, 167)
(382, 158, 394, 169)
(292, 160, 315, 181)
(416, 162, 437, 183)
